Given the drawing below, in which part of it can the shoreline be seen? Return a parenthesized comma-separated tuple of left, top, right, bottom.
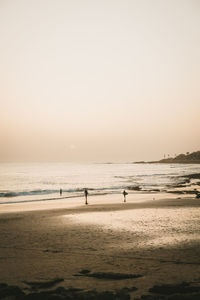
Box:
(0, 192, 195, 214)
(1, 171, 199, 208)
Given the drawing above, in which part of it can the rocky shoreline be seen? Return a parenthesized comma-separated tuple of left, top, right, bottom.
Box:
(126, 173, 200, 198)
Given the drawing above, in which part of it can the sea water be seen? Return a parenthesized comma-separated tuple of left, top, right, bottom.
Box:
(0, 163, 200, 204)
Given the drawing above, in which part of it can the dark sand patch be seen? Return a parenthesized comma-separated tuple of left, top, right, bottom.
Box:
(23, 278, 64, 290)
(149, 282, 200, 295)
(75, 270, 142, 280)
(0, 282, 132, 299)
(135, 282, 200, 299)
(1, 281, 200, 299)
(0, 283, 25, 299)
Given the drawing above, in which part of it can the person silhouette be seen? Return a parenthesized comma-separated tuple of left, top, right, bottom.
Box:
(60, 188, 62, 196)
(84, 188, 88, 205)
(123, 190, 128, 202)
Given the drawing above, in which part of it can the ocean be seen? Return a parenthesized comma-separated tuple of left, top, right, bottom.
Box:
(0, 163, 200, 204)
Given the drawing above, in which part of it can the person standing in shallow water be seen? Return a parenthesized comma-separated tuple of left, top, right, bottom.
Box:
(60, 188, 62, 196)
(84, 188, 88, 205)
(123, 190, 128, 202)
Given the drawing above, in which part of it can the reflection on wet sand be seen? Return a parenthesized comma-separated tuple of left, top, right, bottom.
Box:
(65, 206, 200, 249)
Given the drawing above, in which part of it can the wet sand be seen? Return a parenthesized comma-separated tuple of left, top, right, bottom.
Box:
(0, 195, 200, 299)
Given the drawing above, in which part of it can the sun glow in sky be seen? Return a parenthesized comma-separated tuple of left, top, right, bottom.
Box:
(0, 0, 200, 162)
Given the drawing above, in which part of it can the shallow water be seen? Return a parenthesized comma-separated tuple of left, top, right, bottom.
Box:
(0, 162, 200, 204)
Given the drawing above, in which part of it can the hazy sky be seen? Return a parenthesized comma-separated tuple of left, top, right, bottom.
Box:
(0, 0, 200, 162)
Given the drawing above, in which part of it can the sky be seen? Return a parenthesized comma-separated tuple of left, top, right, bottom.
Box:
(0, 0, 200, 162)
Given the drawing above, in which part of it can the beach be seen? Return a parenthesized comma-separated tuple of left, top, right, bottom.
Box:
(0, 194, 200, 299)
(1, 0, 200, 297)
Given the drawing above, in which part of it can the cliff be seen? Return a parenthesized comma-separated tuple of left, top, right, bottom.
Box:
(135, 151, 200, 164)
(154, 151, 200, 164)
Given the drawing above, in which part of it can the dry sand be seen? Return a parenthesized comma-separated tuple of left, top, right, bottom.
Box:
(0, 195, 200, 299)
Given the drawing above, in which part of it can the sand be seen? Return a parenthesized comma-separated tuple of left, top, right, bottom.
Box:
(0, 195, 200, 299)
